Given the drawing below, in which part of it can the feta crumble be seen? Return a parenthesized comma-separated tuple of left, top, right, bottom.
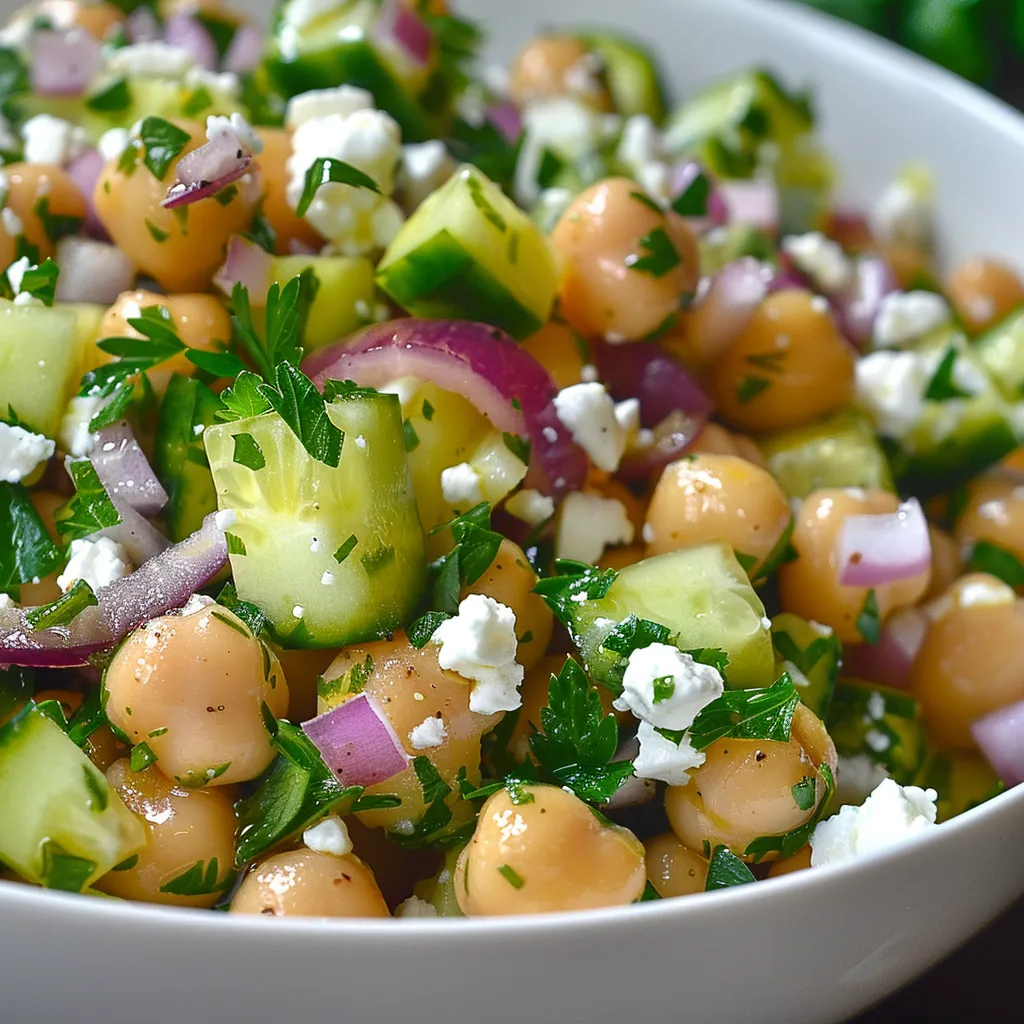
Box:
(0, 421, 55, 483)
(58, 396, 104, 457)
(504, 488, 555, 528)
(398, 140, 455, 209)
(781, 232, 852, 292)
(180, 593, 215, 616)
(433, 594, 524, 715)
(1, 206, 23, 237)
(835, 754, 891, 807)
(0, 593, 14, 610)
(553, 382, 627, 472)
(302, 815, 353, 857)
(57, 537, 132, 594)
(441, 462, 484, 508)
(206, 113, 263, 155)
(554, 491, 634, 564)
(395, 895, 438, 918)
(872, 290, 952, 349)
(854, 349, 932, 441)
(21, 113, 87, 167)
(616, 114, 670, 202)
(213, 509, 238, 531)
(810, 778, 938, 867)
(97, 127, 130, 164)
(282, 0, 347, 32)
(408, 714, 448, 750)
(107, 41, 196, 80)
(633, 720, 706, 787)
(285, 85, 375, 130)
(870, 177, 932, 249)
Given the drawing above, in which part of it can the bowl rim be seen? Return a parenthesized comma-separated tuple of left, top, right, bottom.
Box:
(5, 0, 1024, 936)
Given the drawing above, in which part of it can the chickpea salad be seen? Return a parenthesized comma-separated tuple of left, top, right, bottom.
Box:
(0, 0, 1022, 920)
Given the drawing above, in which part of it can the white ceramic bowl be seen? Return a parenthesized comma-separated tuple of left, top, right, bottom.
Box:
(4, 2, 1024, 1022)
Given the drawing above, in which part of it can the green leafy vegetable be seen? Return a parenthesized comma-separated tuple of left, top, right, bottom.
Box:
(218, 370, 272, 421)
(159, 857, 233, 897)
(387, 756, 461, 849)
(497, 863, 525, 889)
(600, 614, 671, 657)
(296, 157, 382, 218)
(744, 763, 835, 862)
(11, 257, 59, 305)
(966, 540, 1024, 587)
(232, 432, 266, 470)
(791, 775, 818, 811)
(408, 611, 451, 649)
(56, 461, 122, 542)
(33, 199, 82, 245)
(85, 76, 132, 112)
(428, 503, 504, 614)
(923, 346, 970, 402)
(688, 673, 800, 751)
(502, 432, 531, 465)
(258, 361, 344, 468)
(533, 560, 619, 630)
(334, 534, 358, 564)
(0, 482, 62, 598)
(25, 579, 97, 631)
(216, 581, 267, 637)
(130, 741, 159, 772)
(856, 589, 881, 646)
(138, 116, 191, 180)
(671, 170, 712, 217)
(627, 226, 680, 278)
(736, 375, 771, 404)
(40, 841, 95, 893)
(705, 845, 756, 891)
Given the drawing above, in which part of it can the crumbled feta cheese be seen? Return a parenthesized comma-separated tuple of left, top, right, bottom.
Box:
(441, 462, 484, 508)
(0, 593, 13, 610)
(57, 537, 132, 594)
(282, 0, 347, 32)
(1, 206, 23, 237)
(873, 290, 952, 348)
(320, 570, 335, 586)
(616, 114, 670, 201)
(554, 491, 634, 564)
(292, 604, 305, 619)
(58, 396, 104, 457)
(285, 85, 374, 130)
(96, 127, 130, 164)
(213, 509, 238, 531)
(580, 364, 600, 383)
(553, 382, 627, 472)
(854, 349, 932, 440)
(180, 593, 215, 616)
(871, 178, 932, 248)
(408, 714, 448, 750)
(505, 488, 555, 528)
(835, 754, 891, 807)
(0, 421, 55, 483)
(184, 66, 241, 99)
(107, 41, 196, 79)
(810, 778, 938, 867)
(206, 113, 263, 155)
(433, 594, 524, 715)
(613, 642, 724, 731)
(398, 140, 455, 209)
(302, 815, 353, 857)
(781, 232, 852, 293)
(613, 398, 641, 436)
(633, 720, 705, 786)
(21, 113, 87, 167)
(866, 691, 886, 721)
(395, 895, 438, 918)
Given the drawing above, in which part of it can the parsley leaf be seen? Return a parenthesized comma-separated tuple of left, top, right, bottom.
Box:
(688, 673, 800, 751)
(85, 76, 132, 112)
(130, 740, 158, 772)
(966, 540, 1024, 587)
(138, 116, 191, 180)
(232, 432, 265, 470)
(56, 460, 122, 542)
(427, 503, 504, 614)
(32, 199, 81, 245)
(626, 226, 680, 278)
(671, 169, 712, 217)
(502, 432, 531, 465)
(258, 361, 344, 468)
(856, 589, 881, 645)
(159, 857, 234, 897)
(600, 614, 671, 657)
(408, 610, 451, 649)
(923, 346, 970, 402)
(744, 763, 835, 862)
(705, 845, 756, 891)
(25, 579, 97, 631)
(65, 688, 108, 748)
(14, 257, 59, 305)
(736, 375, 771, 404)
(497, 863, 524, 888)
(215, 581, 267, 637)
(185, 348, 247, 378)
(98, 306, 185, 362)
(296, 157, 382, 218)
(333, 534, 358, 564)
(0, 482, 62, 597)
(533, 560, 619, 631)
(316, 654, 374, 703)
(263, 270, 319, 370)
(323, 379, 380, 402)
(529, 659, 634, 804)
(386, 756, 460, 849)
(40, 841, 95, 893)
(218, 370, 272, 421)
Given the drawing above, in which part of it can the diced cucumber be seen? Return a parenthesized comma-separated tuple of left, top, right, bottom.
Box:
(760, 411, 895, 499)
(268, 255, 375, 352)
(827, 680, 926, 786)
(0, 705, 144, 890)
(564, 543, 776, 691)
(0, 299, 80, 437)
(973, 305, 1024, 401)
(154, 375, 221, 543)
(770, 613, 840, 719)
(578, 32, 667, 121)
(63, 303, 107, 385)
(204, 391, 426, 647)
(0, 667, 32, 726)
(917, 751, 1002, 824)
(377, 165, 559, 340)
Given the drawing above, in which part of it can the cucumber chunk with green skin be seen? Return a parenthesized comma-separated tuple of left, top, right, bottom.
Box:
(154, 375, 221, 543)
(973, 305, 1024, 401)
(770, 613, 840, 719)
(827, 680, 927, 787)
(564, 543, 776, 691)
(204, 391, 426, 648)
(0, 705, 145, 890)
(760, 411, 895, 499)
(377, 166, 559, 340)
(0, 299, 80, 436)
(578, 32, 667, 121)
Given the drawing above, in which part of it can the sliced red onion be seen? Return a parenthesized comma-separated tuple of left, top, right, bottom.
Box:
(163, 133, 255, 209)
(214, 234, 272, 298)
(64, 147, 106, 238)
(719, 179, 780, 233)
(618, 409, 704, 482)
(91, 421, 169, 518)
(836, 498, 931, 588)
(0, 514, 227, 668)
(842, 606, 927, 689)
(127, 6, 160, 43)
(98, 503, 171, 566)
(686, 257, 772, 364)
(972, 699, 1024, 788)
(302, 693, 412, 788)
(487, 102, 522, 144)
(163, 14, 217, 71)
(224, 23, 263, 75)
(54, 237, 135, 305)
(304, 319, 588, 498)
(831, 254, 899, 350)
(31, 29, 102, 96)
(373, 0, 433, 67)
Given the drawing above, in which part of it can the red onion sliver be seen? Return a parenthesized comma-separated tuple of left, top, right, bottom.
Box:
(214, 234, 273, 298)
(687, 257, 772, 365)
(487, 102, 523, 144)
(224, 22, 263, 75)
(98, 503, 171, 566)
(718, 179, 780, 232)
(842, 606, 927, 689)
(972, 699, 1024, 788)
(91, 421, 169, 517)
(305, 319, 588, 498)
(54, 237, 135, 305)
(64, 147, 107, 238)
(832, 254, 899, 350)
(163, 132, 255, 209)
(618, 409, 704, 482)
(374, 0, 433, 66)
(302, 694, 412, 788)
(127, 6, 160, 42)
(0, 514, 227, 668)
(163, 14, 218, 71)
(836, 498, 931, 588)
(31, 29, 102, 96)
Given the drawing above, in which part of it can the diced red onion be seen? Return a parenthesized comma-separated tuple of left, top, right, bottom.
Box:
(373, 0, 433, 67)
(163, 133, 255, 209)
(686, 257, 772, 364)
(831, 254, 899, 350)
(304, 319, 588, 498)
(214, 234, 272, 298)
(842, 606, 927, 689)
(0, 514, 227, 668)
(718, 179, 780, 233)
(98, 503, 171, 566)
(487, 102, 522, 144)
(127, 6, 160, 43)
(618, 409, 704, 482)
(972, 699, 1024, 788)
(64, 147, 106, 238)
(825, 206, 874, 251)
(836, 498, 931, 587)
(31, 29, 102, 96)
(163, 14, 218, 71)
(91, 421, 169, 518)
(54, 237, 135, 305)
(224, 22, 263, 75)
(302, 693, 412, 788)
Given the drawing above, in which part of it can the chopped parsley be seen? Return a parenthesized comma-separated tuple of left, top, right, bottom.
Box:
(0, 482, 62, 599)
(407, 610, 451, 649)
(497, 864, 525, 889)
(85, 76, 132, 113)
(745, 763, 835, 862)
(159, 857, 234, 897)
(671, 169, 712, 217)
(145, 219, 170, 243)
(40, 841, 95, 893)
(600, 614, 671, 657)
(138, 116, 191, 180)
(225, 533, 247, 556)
(502, 432, 531, 465)
(334, 534, 358, 564)
(386, 756, 463, 849)
(296, 157, 382, 218)
(966, 540, 1024, 587)
(258, 360, 344, 469)
(735, 375, 771, 404)
(32, 198, 82, 245)
(428, 503, 504, 614)
(923, 346, 971, 402)
(856, 589, 881, 646)
(688, 673, 800, 750)
(130, 741, 158, 772)
(56, 460, 122, 542)
(317, 654, 374, 702)
(7, 256, 59, 305)
(626, 226, 681, 278)
(533, 560, 619, 631)
(232, 432, 266, 471)
(629, 189, 662, 214)
(651, 675, 675, 704)
(25, 579, 98, 631)
(403, 418, 420, 452)
(791, 775, 818, 811)
(704, 845, 756, 891)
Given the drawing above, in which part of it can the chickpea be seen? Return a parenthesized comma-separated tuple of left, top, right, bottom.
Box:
(644, 833, 709, 898)
(94, 120, 262, 292)
(910, 573, 1024, 750)
(318, 635, 502, 833)
(926, 525, 963, 600)
(946, 257, 1024, 334)
(551, 179, 700, 342)
(955, 473, 1024, 573)
(96, 758, 238, 908)
(879, 241, 935, 292)
(104, 602, 288, 787)
(33, 689, 125, 771)
(644, 453, 791, 577)
(73, 2, 125, 39)
(231, 849, 390, 918)
(778, 489, 931, 644)
(510, 35, 612, 110)
(255, 128, 324, 255)
(665, 704, 837, 861)
(767, 845, 812, 877)
(454, 784, 646, 915)
(690, 422, 766, 468)
(520, 322, 589, 390)
(600, 543, 645, 571)
(1, 163, 88, 262)
(708, 290, 855, 433)
(464, 538, 553, 672)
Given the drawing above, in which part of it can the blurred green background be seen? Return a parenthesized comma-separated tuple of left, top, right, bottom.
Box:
(796, 0, 1024, 103)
